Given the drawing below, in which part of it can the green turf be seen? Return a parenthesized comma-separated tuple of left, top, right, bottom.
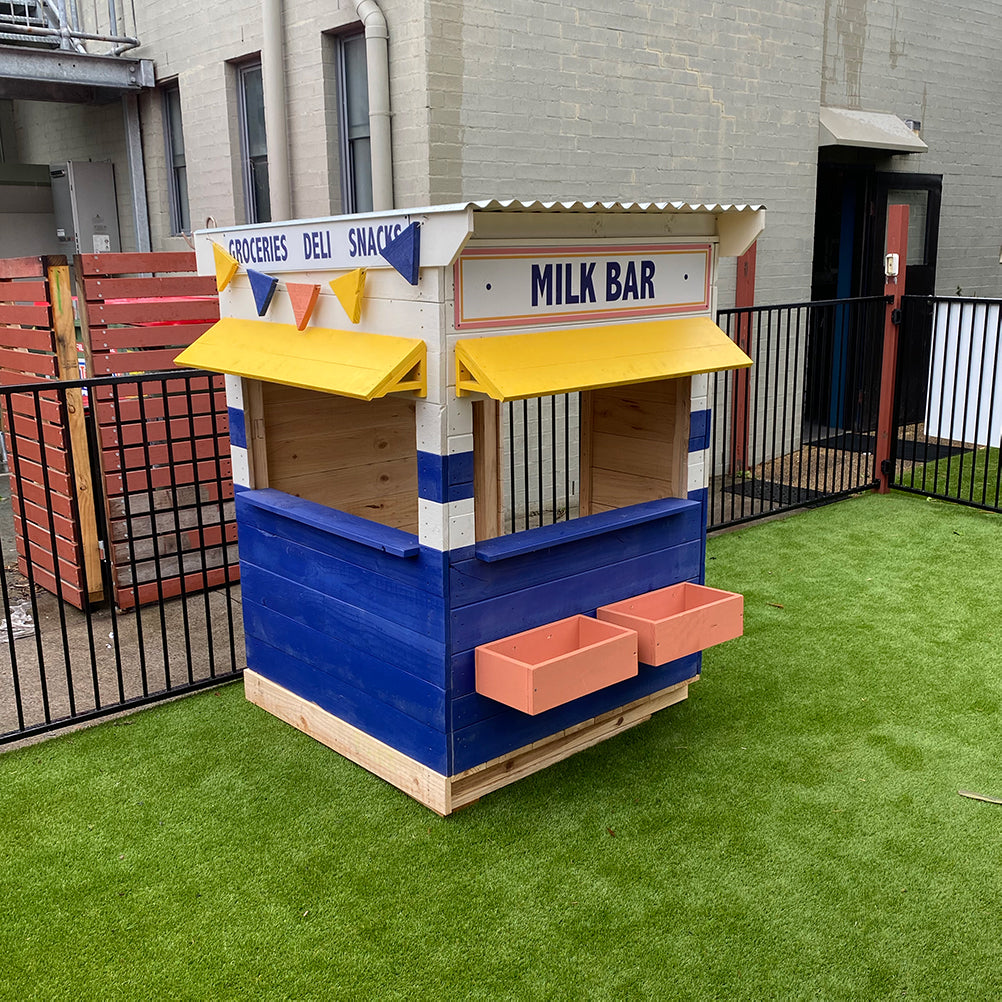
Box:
(903, 445, 1001, 508)
(2, 492, 1001, 1000)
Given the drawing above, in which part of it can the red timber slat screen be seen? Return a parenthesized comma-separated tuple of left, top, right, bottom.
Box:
(0, 256, 102, 609)
(74, 251, 235, 609)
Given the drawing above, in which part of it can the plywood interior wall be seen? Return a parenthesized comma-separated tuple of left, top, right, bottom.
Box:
(258, 383, 418, 533)
(579, 377, 691, 515)
(473, 400, 502, 541)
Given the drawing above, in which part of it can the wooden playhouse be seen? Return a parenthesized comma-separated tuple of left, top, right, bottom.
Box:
(178, 199, 763, 814)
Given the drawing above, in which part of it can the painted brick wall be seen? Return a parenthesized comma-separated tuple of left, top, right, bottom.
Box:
(12, 102, 138, 252)
(427, 0, 825, 307)
(8, 0, 1002, 302)
(820, 0, 1002, 299)
(9, 0, 431, 250)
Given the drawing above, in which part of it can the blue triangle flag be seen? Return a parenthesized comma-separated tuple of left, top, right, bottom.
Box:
(381, 221, 421, 285)
(248, 268, 279, 316)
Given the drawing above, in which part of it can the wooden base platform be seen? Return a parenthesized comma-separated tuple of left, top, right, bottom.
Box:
(244, 669, 697, 815)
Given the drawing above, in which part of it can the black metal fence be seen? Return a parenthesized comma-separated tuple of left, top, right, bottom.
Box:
(0, 370, 242, 746)
(6, 294, 999, 746)
(891, 296, 1002, 513)
(495, 297, 892, 536)
(709, 296, 889, 529)
(501, 394, 579, 532)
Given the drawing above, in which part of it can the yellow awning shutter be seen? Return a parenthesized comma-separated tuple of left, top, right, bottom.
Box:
(175, 317, 426, 400)
(455, 316, 751, 401)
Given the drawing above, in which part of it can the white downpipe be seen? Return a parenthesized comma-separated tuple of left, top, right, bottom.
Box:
(262, 0, 292, 220)
(354, 0, 393, 210)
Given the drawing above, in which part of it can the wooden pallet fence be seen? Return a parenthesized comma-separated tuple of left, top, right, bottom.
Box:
(0, 255, 102, 608)
(74, 252, 235, 609)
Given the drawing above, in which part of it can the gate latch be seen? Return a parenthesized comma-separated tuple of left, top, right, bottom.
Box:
(891, 307, 903, 325)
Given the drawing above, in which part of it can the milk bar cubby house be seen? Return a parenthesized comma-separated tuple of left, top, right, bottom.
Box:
(177, 200, 762, 814)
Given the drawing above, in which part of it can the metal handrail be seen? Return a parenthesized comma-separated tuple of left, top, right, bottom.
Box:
(0, 0, 139, 54)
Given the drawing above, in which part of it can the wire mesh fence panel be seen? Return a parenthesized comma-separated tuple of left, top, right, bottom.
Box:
(0, 372, 242, 747)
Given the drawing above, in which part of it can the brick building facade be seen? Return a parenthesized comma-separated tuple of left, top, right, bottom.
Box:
(2, 0, 1001, 307)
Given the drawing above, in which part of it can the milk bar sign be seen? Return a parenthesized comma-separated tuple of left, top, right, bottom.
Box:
(455, 242, 712, 329)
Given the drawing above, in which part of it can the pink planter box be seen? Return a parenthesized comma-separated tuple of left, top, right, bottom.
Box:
(597, 583, 743, 666)
(476, 614, 639, 715)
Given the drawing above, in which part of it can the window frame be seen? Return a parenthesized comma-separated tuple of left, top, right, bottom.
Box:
(335, 30, 373, 214)
(161, 80, 190, 235)
(236, 60, 270, 224)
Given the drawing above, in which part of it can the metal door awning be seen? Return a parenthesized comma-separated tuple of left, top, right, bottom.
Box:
(175, 317, 426, 400)
(819, 107, 927, 153)
(455, 316, 752, 401)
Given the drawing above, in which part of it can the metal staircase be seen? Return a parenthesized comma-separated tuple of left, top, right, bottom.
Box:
(0, 0, 140, 56)
(0, 1, 61, 49)
(0, 0, 151, 104)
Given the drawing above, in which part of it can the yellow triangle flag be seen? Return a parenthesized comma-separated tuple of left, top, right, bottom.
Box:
(329, 268, 366, 324)
(212, 242, 240, 292)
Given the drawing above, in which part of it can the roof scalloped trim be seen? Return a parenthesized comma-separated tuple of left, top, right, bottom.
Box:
(467, 198, 766, 214)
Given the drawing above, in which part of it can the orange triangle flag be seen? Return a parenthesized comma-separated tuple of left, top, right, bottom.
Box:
(329, 268, 366, 324)
(212, 242, 239, 292)
(287, 283, 320, 331)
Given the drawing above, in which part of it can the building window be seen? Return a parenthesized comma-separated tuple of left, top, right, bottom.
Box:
(238, 62, 270, 223)
(336, 32, 373, 213)
(162, 82, 190, 235)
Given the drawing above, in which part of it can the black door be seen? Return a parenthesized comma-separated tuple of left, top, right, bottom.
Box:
(807, 165, 881, 432)
(872, 173, 942, 425)
(809, 165, 942, 431)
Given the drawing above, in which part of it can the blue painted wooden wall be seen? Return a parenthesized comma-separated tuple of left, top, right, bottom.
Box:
(237, 486, 707, 778)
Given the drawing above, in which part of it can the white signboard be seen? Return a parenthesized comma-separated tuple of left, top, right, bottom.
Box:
(454, 242, 712, 329)
(194, 207, 473, 275)
(213, 217, 413, 271)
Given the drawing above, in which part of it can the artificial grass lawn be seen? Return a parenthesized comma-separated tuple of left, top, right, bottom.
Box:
(905, 445, 1001, 509)
(2, 492, 1001, 1000)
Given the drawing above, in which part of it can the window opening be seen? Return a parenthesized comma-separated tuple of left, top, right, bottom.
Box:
(250, 382, 418, 534)
(480, 378, 692, 541)
(886, 188, 929, 266)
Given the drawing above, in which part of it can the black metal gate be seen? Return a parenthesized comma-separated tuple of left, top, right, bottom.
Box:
(890, 295, 1002, 513)
(709, 296, 888, 529)
(0, 370, 242, 746)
